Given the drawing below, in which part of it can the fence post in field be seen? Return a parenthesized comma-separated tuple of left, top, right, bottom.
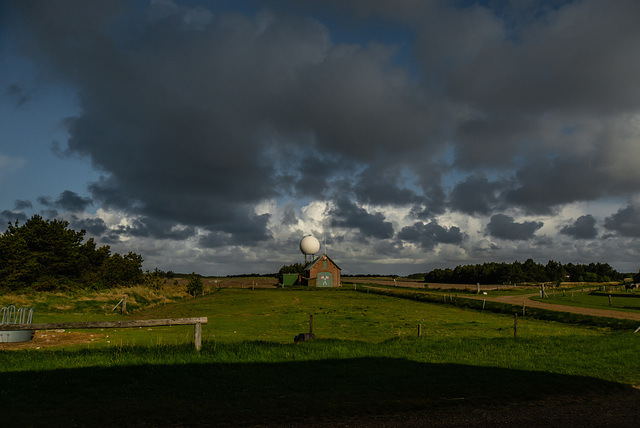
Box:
(122, 295, 127, 315)
(418, 324, 422, 337)
(194, 322, 202, 351)
(609, 294, 612, 306)
(477, 283, 480, 294)
(483, 299, 486, 310)
(522, 301, 526, 316)
(514, 313, 518, 338)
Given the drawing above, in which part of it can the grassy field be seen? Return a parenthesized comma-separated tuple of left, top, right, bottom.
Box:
(532, 289, 640, 313)
(1, 287, 640, 426)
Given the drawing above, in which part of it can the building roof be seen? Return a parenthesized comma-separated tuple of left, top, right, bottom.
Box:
(303, 254, 341, 271)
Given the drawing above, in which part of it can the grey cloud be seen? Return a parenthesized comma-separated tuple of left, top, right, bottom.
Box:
(115, 217, 197, 241)
(354, 166, 421, 207)
(281, 203, 297, 226)
(70, 216, 108, 236)
(39, 209, 58, 218)
(604, 205, 640, 237)
(449, 175, 505, 215)
(56, 190, 92, 212)
(8, 0, 640, 275)
(13, 199, 32, 210)
(0, 210, 28, 226)
(487, 214, 543, 241)
(11, 0, 438, 242)
(560, 215, 597, 239)
(397, 220, 465, 250)
(38, 190, 92, 212)
(201, 213, 272, 248)
(420, 0, 640, 207)
(330, 198, 394, 239)
(505, 155, 606, 214)
(443, 1, 640, 116)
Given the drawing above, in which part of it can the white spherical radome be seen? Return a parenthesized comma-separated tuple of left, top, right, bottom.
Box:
(299, 235, 320, 255)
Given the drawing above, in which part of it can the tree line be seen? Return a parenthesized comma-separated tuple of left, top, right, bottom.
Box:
(424, 259, 625, 285)
(0, 215, 144, 291)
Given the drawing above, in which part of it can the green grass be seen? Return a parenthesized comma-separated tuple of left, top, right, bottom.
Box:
(2, 287, 640, 426)
(74, 287, 616, 346)
(532, 290, 640, 313)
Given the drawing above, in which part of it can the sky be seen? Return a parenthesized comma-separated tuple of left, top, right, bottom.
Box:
(1, 0, 640, 276)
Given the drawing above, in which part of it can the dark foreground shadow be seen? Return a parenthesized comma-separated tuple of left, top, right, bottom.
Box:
(2, 355, 639, 427)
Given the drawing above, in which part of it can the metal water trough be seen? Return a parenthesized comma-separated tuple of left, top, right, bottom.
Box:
(0, 305, 34, 343)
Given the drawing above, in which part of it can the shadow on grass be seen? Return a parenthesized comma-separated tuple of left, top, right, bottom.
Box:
(2, 349, 639, 427)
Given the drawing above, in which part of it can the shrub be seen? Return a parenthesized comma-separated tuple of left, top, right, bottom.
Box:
(186, 273, 203, 296)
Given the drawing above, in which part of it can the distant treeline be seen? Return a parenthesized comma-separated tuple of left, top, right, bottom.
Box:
(423, 259, 626, 285)
(343, 274, 400, 278)
(0, 215, 144, 291)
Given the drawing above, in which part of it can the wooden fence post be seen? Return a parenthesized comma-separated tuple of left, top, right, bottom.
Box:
(194, 322, 202, 351)
(514, 313, 518, 338)
(418, 324, 422, 337)
(609, 294, 612, 306)
(122, 295, 127, 315)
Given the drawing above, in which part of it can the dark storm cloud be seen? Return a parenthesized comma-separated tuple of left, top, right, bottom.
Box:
(7, 0, 640, 274)
(56, 190, 92, 212)
(449, 175, 505, 215)
(414, 0, 640, 212)
(13, 199, 32, 210)
(397, 220, 465, 250)
(70, 216, 108, 236)
(505, 155, 607, 214)
(199, 213, 272, 248)
(604, 205, 640, 237)
(37, 190, 92, 212)
(560, 215, 597, 240)
(10, 0, 439, 241)
(281, 203, 297, 226)
(114, 217, 197, 241)
(0, 210, 27, 226)
(330, 198, 393, 239)
(487, 214, 543, 241)
(353, 166, 421, 207)
(443, 0, 640, 116)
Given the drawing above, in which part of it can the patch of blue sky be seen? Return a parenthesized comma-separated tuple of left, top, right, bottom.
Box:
(0, 43, 99, 215)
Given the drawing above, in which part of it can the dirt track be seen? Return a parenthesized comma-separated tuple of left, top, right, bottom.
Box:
(347, 277, 640, 322)
(476, 292, 640, 322)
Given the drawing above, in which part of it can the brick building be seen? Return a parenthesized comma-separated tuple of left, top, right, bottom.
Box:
(302, 254, 341, 287)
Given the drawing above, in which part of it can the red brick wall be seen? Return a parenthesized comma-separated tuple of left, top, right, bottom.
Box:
(308, 255, 341, 287)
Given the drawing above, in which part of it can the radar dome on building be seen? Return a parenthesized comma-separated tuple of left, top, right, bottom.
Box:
(300, 235, 320, 255)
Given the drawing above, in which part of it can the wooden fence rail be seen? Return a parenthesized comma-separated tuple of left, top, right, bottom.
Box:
(0, 317, 208, 350)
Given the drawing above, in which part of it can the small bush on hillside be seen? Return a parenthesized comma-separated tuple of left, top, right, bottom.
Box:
(186, 273, 203, 296)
